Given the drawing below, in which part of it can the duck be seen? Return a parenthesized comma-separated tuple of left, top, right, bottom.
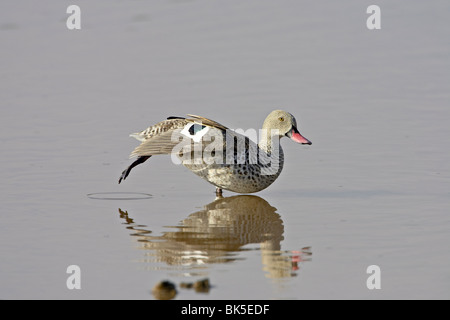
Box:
(118, 110, 311, 195)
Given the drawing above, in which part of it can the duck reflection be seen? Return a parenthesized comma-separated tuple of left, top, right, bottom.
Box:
(118, 195, 311, 279)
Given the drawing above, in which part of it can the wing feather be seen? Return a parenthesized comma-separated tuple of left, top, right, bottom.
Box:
(129, 115, 228, 158)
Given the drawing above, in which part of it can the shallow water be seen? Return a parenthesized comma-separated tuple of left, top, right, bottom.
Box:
(1, 0, 449, 299)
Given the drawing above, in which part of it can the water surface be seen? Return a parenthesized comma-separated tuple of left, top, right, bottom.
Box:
(1, 0, 449, 299)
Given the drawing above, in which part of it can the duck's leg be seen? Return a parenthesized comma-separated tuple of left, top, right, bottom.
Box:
(215, 187, 223, 197)
(118, 156, 151, 184)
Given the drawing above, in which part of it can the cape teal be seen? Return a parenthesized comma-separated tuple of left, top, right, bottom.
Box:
(119, 110, 311, 194)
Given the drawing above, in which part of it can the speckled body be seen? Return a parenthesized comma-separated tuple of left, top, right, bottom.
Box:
(182, 130, 285, 193)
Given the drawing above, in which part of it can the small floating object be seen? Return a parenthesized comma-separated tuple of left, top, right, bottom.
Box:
(87, 192, 152, 200)
(180, 278, 211, 293)
(193, 278, 211, 293)
(152, 280, 177, 300)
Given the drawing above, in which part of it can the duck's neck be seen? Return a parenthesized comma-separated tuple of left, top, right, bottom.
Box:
(258, 128, 281, 154)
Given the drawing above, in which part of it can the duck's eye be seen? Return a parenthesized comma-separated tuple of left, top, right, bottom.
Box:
(278, 117, 284, 122)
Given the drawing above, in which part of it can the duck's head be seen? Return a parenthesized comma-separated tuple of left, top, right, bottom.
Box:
(263, 110, 312, 145)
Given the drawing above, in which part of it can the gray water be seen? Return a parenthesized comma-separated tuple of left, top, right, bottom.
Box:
(1, 0, 449, 299)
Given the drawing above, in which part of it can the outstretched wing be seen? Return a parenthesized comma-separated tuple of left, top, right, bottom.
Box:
(129, 115, 228, 158)
(129, 118, 188, 157)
